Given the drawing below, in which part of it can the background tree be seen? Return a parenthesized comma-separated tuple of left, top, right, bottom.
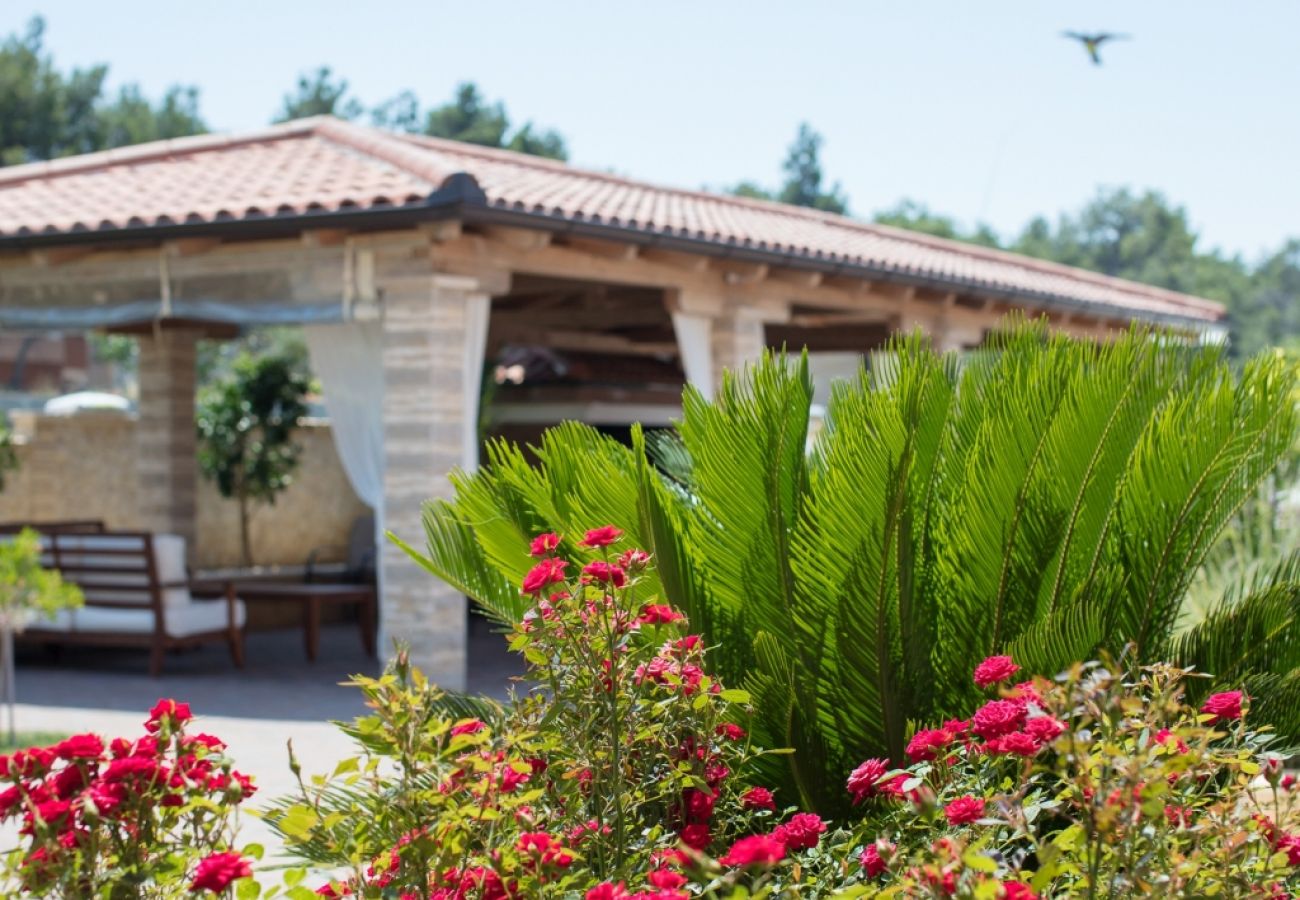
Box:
(877, 188, 1300, 358)
(730, 123, 849, 214)
(275, 66, 363, 122)
(423, 82, 568, 160)
(875, 199, 1000, 247)
(196, 353, 310, 567)
(0, 17, 204, 165)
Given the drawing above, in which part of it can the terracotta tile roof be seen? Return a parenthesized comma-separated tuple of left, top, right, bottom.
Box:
(0, 117, 1222, 325)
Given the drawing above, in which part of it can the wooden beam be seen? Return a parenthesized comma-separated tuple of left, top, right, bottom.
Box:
(29, 246, 95, 266)
(481, 225, 553, 251)
(165, 237, 221, 257)
(418, 220, 463, 243)
(641, 247, 710, 273)
(823, 275, 875, 295)
(769, 268, 823, 289)
(494, 325, 678, 357)
(564, 236, 640, 262)
(788, 311, 894, 328)
(301, 228, 350, 248)
(718, 261, 768, 285)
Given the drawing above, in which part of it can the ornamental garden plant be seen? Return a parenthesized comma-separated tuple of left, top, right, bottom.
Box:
(0, 700, 259, 898)
(1, 528, 1298, 897)
(411, 323, 1300, 813)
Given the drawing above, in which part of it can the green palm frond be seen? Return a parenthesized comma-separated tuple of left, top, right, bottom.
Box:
(409, 320, 1300, 809)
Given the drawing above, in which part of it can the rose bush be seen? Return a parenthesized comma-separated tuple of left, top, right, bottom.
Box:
(0, 699, 262, 898)
(816, 656, 1300, 897)
(269, 526, 836, 898)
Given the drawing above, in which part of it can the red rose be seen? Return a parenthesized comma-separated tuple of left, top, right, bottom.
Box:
(521, 558, 568, 594)
(716, 723, 746, 741)
(741, 786, 776, 811)
(146, 698, 192, 732)
(529, 532, 561, 557)
(638, 604, 684, 625)
(906, 728, 952, 762)
(586, 883, 630, 900)
(1002, 883, 1038, 900)
(1023, 716, 1066, 743)
(860, 840, 893, 877)
(1153, 728, 1190, 754)
(618, 548, 651, 570)
(450, 719, 485, 737)
(580, 525, 624, 548)
(683, 787, 715, 822)
(944, 794, 986, 825)
(973, 655, 1020, 688)
(987, 731, 1039, 757)
(972, 700, 1025, 739)
(847, 757, 890, 804)
(582, 560, 627, 587)
(190, 851, 252, 893)
(52, 734, 104, 761)
(772, 812, 825, 850)
(679, 822, 711, 850)
(719, 834, 786, 866)
(648, 868, 687, 889)
(1201, 691, 1244, 723)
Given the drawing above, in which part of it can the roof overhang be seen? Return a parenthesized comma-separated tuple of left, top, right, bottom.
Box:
(0, 171, 1221, 332)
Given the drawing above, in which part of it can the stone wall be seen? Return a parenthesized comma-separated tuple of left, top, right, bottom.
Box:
(0, 412, 368, 569)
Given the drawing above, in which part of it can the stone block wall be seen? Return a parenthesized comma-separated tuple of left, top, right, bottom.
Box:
(0, 413, 368, 570)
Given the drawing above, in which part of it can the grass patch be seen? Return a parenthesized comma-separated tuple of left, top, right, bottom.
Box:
(0, 731, 69, 753)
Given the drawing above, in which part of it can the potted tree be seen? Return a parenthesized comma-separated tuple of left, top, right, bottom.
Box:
(196, 352, 310, 568)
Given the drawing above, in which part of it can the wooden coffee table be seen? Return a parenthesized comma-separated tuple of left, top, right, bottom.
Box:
(234, 582, 376, 662)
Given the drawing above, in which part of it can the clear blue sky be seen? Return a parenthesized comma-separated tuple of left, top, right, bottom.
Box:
(6, 1, 1297, 260)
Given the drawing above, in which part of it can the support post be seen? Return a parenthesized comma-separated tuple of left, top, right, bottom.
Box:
(135, 326, 200, 552)
(378, 272, 493, 690)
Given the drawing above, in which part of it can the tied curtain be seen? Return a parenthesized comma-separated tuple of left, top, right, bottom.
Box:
(670, 311, 715, 401)
(302, 322, 386, 514)
(303, 292, 492, 519)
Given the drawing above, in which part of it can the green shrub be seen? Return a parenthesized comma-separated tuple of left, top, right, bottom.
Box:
(412, 322, 1300, 813)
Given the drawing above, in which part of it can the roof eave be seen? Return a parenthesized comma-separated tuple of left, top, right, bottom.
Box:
(0, 177, 1222, 331)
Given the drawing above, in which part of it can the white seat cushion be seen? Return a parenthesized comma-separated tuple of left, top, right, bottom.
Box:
(30, 598, 245, 638)
(48, 533, 191, 609)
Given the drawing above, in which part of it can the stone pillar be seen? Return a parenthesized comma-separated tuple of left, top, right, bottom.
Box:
(135, 327, 200, 551)
(379, 273, 489, 690)
(709, 310, 768, 393)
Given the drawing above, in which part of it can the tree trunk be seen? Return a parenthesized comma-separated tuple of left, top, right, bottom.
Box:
(2, 626, 15, 745)
(238, 488, 253, 569)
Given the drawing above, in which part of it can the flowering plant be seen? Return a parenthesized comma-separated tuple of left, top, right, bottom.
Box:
(826, 655, 1300, 897)
(271, 526, 845, 898)
(0, 699, 259, 898)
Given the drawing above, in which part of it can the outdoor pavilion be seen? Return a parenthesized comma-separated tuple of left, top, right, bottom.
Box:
(0, 116, 1225, 689)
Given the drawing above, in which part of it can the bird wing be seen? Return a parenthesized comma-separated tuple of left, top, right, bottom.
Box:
(1094, 33, 1131, 45)
(1061, 31, 1087, 41)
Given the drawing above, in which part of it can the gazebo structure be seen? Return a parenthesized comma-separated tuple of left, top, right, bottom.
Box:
(0, 116, 1225, 688)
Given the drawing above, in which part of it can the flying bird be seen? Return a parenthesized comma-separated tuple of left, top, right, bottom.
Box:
(1062, 31, 1129, 65)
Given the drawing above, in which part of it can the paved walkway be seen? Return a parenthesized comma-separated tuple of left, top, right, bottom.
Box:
(5, 621, 525, 874)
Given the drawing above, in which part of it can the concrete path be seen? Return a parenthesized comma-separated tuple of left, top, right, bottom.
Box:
(3, 621, 525, 880)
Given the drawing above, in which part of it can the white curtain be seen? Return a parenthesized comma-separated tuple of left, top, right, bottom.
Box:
(671, 311, 714, 401)
(463, 294, 491, 470)
(302, 322, 385, 512)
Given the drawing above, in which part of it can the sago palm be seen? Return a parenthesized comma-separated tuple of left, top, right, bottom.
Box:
(403, 321, 1300, 813)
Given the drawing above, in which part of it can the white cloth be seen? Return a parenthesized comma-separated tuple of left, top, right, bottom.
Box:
(302, 322, 386, 511)
(462, 294, 491, 470)
(671, 312, 715, 401)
